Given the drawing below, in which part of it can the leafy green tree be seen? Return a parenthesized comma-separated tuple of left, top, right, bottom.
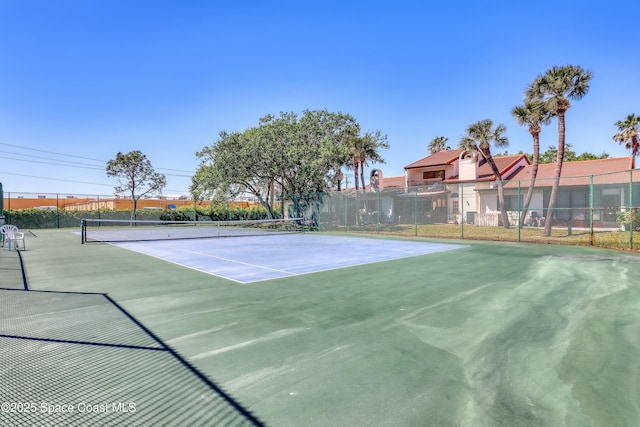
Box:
(428, 136, 450, 154)
(512, 101, 554, 225)
(536, 144, 608, 164)
(191, 110, 386, 218)
(613, 113, 640, 166)
(539, 145, 570, 164)
(526, 65, 593, 236)
(106, 151, 167, 220)
(459, 119, 510, 228)
(191, 129, 280, 216)
(573, 151, 609, 161)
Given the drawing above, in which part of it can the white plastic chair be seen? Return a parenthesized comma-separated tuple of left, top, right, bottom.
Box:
(1, 225, 26, 251)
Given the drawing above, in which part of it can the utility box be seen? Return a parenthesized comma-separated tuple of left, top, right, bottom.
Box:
(466, 211, 476, 224)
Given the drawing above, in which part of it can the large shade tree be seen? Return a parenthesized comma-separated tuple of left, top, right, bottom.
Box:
(526, 65, 592, 236)
(106, 150, 167, 220)
(613, 113, 640, 167)
(512, 101, 554, 225)
(459, 119, 510, 228)
(191, 110, 387, 218)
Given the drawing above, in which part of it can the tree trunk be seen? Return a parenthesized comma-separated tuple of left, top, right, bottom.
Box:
(254, 193, 276, 219)
(482, 147, 510, 229)
(496, 181, 509, 228)
(543, 110, 567, 237)
(130, 193, 137, 222)
(519, 130, 540, 225)
(281, 183, 285, 219)
(353, 158, 360, 191)
(268, 180, 275, 214)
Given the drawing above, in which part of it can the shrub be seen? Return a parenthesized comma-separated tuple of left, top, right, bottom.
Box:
(616, 209, 640, 231)
(3, 204, 272, 229)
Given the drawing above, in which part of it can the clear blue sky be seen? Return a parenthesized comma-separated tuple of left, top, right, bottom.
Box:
(1, 0, 638, 196)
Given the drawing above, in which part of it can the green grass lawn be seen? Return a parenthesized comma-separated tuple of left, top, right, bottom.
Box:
(18, 229, 640, 426)
(333, 223, 640, 251)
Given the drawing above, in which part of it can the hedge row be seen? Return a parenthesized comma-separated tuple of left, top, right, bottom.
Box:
(3, 204, 272, 229)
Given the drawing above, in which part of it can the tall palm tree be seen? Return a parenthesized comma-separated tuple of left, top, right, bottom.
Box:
(348, 135, 363, 191)
(357, 131, 388, 190)
(428, 136, 450, 154)
(512, 101, 554, 225)
(613, 113, 640, 168)
(459, 119, 510, 228)
(526, 65, 593, 236)
(348, 132, 389, 190)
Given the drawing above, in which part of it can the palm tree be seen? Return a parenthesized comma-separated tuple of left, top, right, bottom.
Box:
(459, 119, 510, 228)
(512, 101, 554, 225)
(613, 114, 640, 168)
(428, 136, 450, 154)
(349, 132, 389, 190)
(348, 135, 363, 191)
(526, 65, 593, 236)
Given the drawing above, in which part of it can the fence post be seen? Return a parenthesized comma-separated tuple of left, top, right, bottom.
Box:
(56, 194, 60, 228)
(589, 175, 594, 246)
(517, 180, 521, 242)
(630, 169, 634, 249)
(376, 188, 381, 234)
(460, 184, 464, 239)
(343, 192, 347, 233)
(414, 187, 418, 237)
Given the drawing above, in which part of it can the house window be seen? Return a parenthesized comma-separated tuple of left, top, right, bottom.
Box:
(423, 170, 445, 180)
(497, 195, 519, 211)
(452, 200, 459, 214)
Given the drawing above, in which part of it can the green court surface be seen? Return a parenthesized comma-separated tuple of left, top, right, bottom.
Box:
(7, 229, 640, 426)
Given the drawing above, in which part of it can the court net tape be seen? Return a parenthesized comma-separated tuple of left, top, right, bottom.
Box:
(81, 218, 305, 244)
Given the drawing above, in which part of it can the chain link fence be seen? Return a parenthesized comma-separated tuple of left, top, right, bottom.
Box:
(291, 169, 640, 251)
(4, 169, 640, 251)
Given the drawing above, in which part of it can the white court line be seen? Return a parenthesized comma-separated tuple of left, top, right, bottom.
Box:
(112, 236, 469, 284)
(112, 241, 298, 283)
(236, 243, 470, 284)
(109, 244, 243, 283)
(156, 244, 299, 275)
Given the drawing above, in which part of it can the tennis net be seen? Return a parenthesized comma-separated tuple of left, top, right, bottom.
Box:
(81, 218, 305, 244)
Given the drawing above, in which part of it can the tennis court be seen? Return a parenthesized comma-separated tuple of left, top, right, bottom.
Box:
(5, 228, 640, 426)
(110, 234, 466, 283)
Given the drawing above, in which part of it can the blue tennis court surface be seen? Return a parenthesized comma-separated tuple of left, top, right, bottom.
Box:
(113, 234, 466, 283)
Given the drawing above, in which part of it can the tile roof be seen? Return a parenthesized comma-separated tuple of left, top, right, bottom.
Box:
(362, 175, 405, 191)
(380, 176, 406, 188)
(505, 156, 637, 187)
(404, 149, 464, 169)
(443, 154, 529, 183)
